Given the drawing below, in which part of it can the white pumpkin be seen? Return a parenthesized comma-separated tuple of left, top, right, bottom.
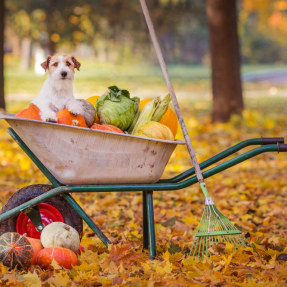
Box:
(40, 222, 80, 253)
(77, 99, 96, 127)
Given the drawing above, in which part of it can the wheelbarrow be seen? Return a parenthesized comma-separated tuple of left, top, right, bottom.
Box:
(0, 112, 286, 259)
(1, 0, 287, 260)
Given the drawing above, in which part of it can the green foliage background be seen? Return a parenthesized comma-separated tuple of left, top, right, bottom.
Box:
(5, 0, 287, 64)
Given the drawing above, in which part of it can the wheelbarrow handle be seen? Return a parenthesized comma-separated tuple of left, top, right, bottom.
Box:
(278, 143, 287, 152)
(261, 137, 284, 145)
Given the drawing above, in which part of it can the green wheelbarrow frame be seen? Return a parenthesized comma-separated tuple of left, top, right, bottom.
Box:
(1, 127, 286, 259)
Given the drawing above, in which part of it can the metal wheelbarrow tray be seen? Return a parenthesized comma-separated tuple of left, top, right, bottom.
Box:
(0, 113, 185, 185)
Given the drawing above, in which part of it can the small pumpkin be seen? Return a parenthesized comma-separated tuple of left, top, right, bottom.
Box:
(159, 107, 178, 137)
(40, 222, 80, 253)
(15, 104, 42, 121)
(140, 99, 178, 137)
(26, 237, 43, 265)
(0, 232, 34, 270)
(91, 124, 124, 134)
(37, 247, 78, 270)
(57, 109, 86, 127)
(135, 121, 174, 141)
(77, 99, 96, 127)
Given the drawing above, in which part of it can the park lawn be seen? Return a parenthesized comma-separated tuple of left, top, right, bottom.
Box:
(0, 97, 286, 286)
(5, 54, 287, 98)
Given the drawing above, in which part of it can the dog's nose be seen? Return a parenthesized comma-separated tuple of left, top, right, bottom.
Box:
(61, 71, 67, 78)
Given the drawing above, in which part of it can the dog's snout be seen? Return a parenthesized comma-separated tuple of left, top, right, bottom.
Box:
(61, 71, 67, 78)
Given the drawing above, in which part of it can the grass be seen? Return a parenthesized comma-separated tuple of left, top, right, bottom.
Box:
(4, 55, 287, 99)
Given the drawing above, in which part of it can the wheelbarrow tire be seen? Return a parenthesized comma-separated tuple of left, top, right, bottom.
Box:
(0, 184, 83, 238)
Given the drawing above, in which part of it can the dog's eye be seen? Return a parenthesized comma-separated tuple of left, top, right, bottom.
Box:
(66, 62, 71, 66)
(53, 63, 58, 67)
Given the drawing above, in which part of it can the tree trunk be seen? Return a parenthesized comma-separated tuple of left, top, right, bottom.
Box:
(47, 38, 55, 56)
(0, 0, 5, 111)
(206, 0, 243, 123)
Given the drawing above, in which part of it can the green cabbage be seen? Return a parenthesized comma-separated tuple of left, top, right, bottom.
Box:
(96, 86, 140, 131)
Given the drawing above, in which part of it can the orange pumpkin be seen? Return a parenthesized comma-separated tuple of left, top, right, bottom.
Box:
(37, 247, 78, 270)
(26, 237, 43, 265)
(0, 232, 34, 270)
(57, 109, 86, 127)
(91, 124, 124, 134)
(139, 99, 178, 137)
(15, 104, 42, 121)
(139, 99, 150, 112)
(159, 107, 178, 137)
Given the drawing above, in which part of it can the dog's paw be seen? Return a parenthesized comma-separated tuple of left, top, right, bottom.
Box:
(69, 110, 80, 116)
(67, 103, 82, 116)
(46, 118, 57, 123)
(42, 111, 58, 123)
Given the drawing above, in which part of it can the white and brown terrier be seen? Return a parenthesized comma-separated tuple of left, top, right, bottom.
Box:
(32, 54, 82, 122)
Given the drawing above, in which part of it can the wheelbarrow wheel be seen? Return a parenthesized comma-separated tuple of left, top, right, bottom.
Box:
(0, 184, 83, 239)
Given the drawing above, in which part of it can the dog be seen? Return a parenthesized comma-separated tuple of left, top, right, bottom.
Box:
(32, 54, 82, 122)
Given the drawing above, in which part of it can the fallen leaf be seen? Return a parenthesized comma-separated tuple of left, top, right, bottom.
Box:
(23, 272, 42, 287)
(224, 242, 234, 254)
(155, 260, 173, 274)
(74, 261, 99, 273)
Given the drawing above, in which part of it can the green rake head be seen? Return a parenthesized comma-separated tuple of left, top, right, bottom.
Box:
(189, 183, 252, 260)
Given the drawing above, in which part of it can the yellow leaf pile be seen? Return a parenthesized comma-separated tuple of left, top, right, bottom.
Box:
(0, 98, 287, 286)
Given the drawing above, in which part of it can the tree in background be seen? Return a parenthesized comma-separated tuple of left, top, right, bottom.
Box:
(206, 0, 243, 123)
(0, 0, 5, 110)
(2, 0, 287, 120)
(240, 0, 287, 63)
(5, 0, 207, 64)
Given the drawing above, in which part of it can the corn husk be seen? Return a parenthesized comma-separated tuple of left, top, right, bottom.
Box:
(127, 107, 141, 134)
(130, 94, 172, 135)
(151, 94, 171, 122)
(131, 98, 159, 135)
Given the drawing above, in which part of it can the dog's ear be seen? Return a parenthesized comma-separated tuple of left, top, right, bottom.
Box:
(71, 56, 81, 71)
(41, 56, 52, 71)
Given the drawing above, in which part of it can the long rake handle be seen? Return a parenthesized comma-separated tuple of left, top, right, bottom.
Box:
(139, 0, 204, 184)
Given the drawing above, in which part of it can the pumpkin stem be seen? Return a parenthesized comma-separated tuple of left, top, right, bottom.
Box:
(64, 226, 70, 231)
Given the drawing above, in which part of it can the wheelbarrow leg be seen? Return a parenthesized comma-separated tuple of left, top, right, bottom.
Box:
(142, 191, 149, 250)
(146, 191, 156, 259)
(63, 194, 111, 247)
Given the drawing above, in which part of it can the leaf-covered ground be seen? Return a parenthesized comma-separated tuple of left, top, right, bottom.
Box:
(0, 98, 286, 286)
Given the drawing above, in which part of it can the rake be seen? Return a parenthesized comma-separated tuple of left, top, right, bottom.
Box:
(139, 0, 252, 260)
(189, 183, 252, 259)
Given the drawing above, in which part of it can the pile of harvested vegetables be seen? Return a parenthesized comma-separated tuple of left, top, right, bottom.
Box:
(0, 222, 81, 271)
(16, 85, 178, 141)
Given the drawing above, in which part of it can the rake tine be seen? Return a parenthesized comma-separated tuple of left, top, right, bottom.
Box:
(190, 184, 253, 260)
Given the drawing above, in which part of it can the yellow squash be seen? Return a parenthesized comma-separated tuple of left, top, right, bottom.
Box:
(135, 121, 174, 141)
